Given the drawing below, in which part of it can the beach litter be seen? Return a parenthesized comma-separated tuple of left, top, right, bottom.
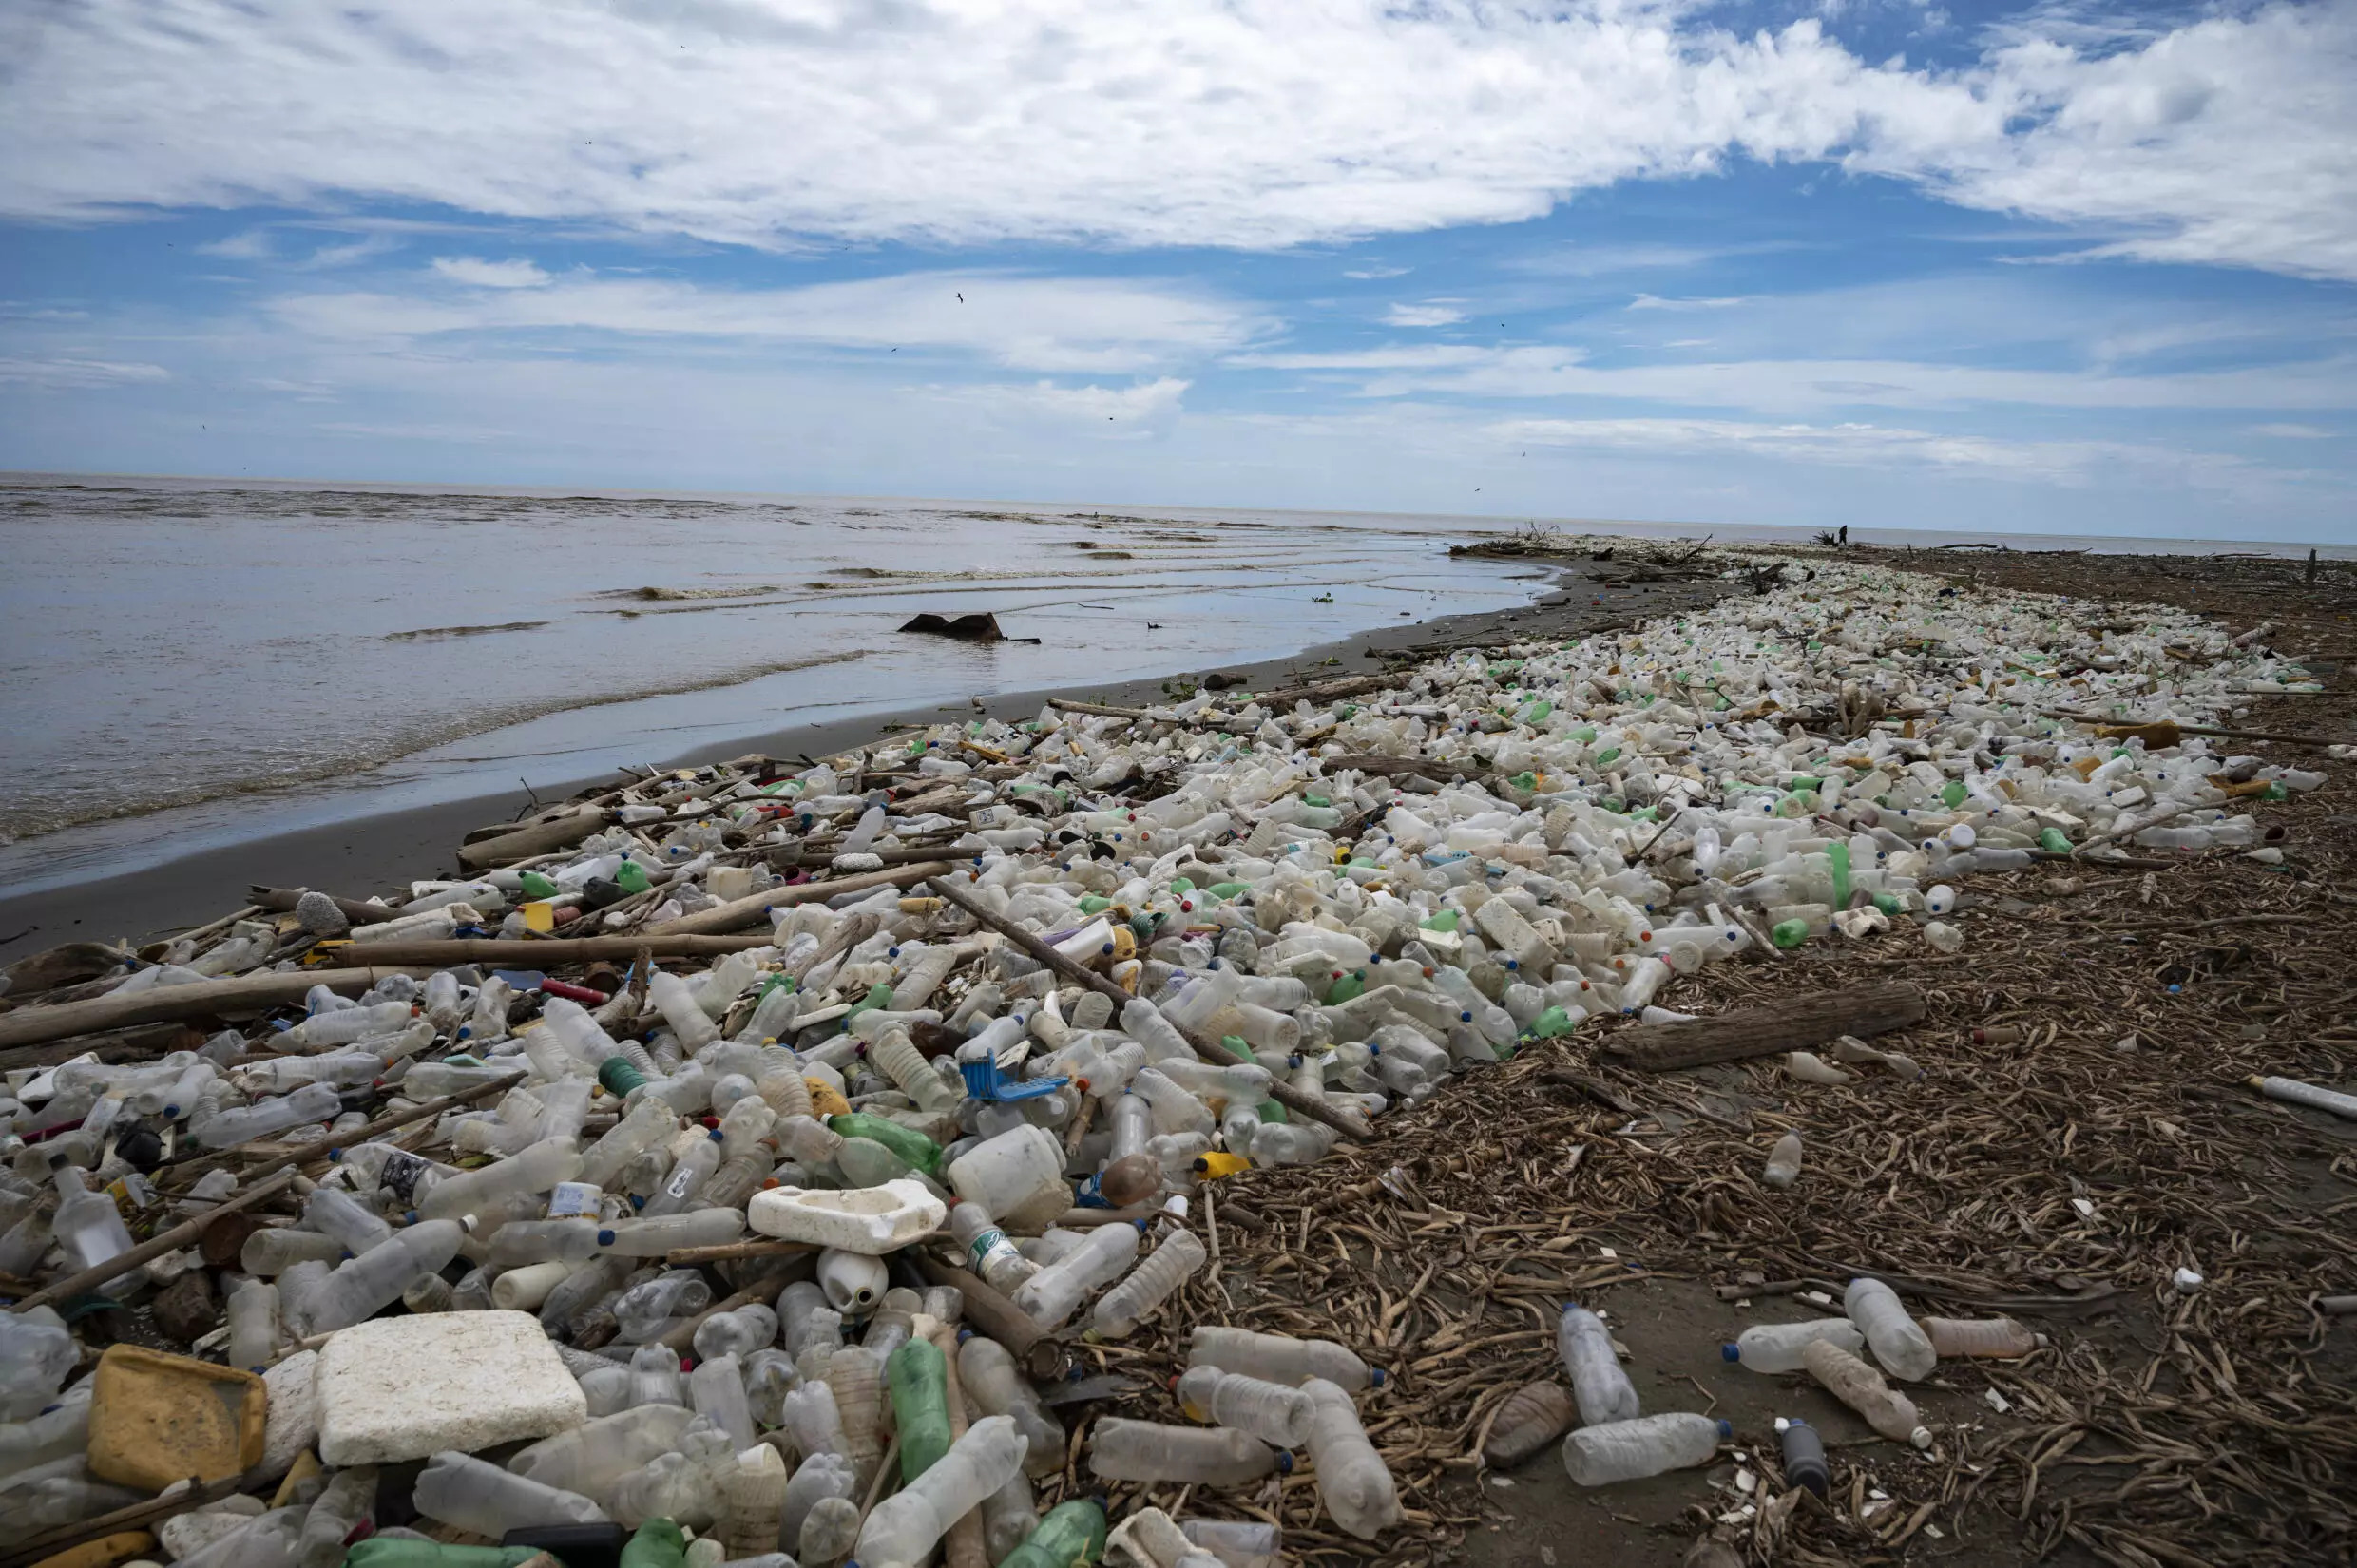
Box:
(0, 542, 2348, 1566)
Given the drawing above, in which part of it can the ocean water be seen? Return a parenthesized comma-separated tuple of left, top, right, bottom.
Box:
(0, 477, 1551, 893)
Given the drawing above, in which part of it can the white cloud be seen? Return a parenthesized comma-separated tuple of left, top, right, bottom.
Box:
(268, 271, 1264, 373)
(1344, 266, 1411, 280)
(1628, 294, 1749, 311)
(2249, 421, 2335, 439)
(431, 257, 552, 289)
(0, 357, 168, 388)
(196, 230, 274, 259)
(1382, 302, 1466, 328)
(947, 376, 1191, 436)
(0, 2, 2349, 277)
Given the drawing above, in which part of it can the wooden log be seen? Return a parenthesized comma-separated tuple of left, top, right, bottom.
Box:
(0, 1022, 203, 1074)
(10, 1170, 297, 1313)
(456, 807, 609, 872)
(248, 885, 400, 925)
(323, 932, 778, 967)
(911, 1252, 1067, 1381)
(647, 859, 953, 936)
(926, 875, 1370, 1142)
(1603, 982, 1926, 1072)
(0, 966, 418, 1052)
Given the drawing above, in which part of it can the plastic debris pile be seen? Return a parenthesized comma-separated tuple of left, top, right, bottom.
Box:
(0, 547, 2338, 1567)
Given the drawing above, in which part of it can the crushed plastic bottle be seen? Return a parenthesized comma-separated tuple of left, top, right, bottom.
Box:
(1562, 1412, 1730, 1485)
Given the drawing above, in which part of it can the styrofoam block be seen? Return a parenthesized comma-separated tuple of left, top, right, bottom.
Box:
(259, 1349, 319, 1479)
(316, 1310, 586, 1465)
(746, 1178, 946, 1253)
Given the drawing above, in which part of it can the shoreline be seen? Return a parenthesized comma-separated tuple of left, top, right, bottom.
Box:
(0, 559, 1722, 963)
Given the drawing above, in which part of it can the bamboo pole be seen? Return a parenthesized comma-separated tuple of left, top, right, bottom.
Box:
(647, 859, 954, 936)
(0, 966, 419, 1052)
(925, 875, 1370, 1142)
(319, 932, 778, 967)
(159, 1070, 527, 1190)
(10, 1170, 297, 1313)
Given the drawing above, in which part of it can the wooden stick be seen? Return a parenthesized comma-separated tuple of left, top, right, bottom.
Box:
(0, 1021, 201, 1074)
(927, 875, 1370, 1142)
(1603, 982, 1926, 1072)
(657, 1257, 807, 1352)
(911, 1252, 1066, 1382)
(665, 1237, 824, 1266)
(247, 885, 400, 925)
(647, 860, 954, 936)
(0, 966, 420, 1052)
(933, 1319, 989, 1568)
(0, 1474, 246, 1568)
(159, 1071, 527, 1190)
(10, 1169, 297, 1313)
(456, 807, 610, 872)
(320, 931, 778, 966)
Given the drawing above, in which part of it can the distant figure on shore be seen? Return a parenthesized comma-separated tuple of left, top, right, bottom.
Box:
(1839, 526, 1849, 546)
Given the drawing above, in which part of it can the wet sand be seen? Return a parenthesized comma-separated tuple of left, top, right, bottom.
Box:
(0, 562, 1724, 963)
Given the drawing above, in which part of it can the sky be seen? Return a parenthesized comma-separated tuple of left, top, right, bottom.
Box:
(1, 0, 2353, 542)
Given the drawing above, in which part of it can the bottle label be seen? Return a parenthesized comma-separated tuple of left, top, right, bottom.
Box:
(376, 1150, 431, 1202)
(967, 1225, 1019, 1275)
(546, 1181, 600, 1217)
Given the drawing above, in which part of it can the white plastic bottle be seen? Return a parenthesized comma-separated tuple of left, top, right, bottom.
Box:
(1175, 1365, 1313, 1447)
(958, 1334, 1068, 1478)
(1557, 1305, 1640, 1425)
(1845, 1277, 1937, 1381)
(1013, 1220, 1140, 1329)
(414, 1449, 609, 1536)
(1087, 1418, 1278, 1485)
(1762, 1131, 1804, 1189)
(1721, 1318, 1866, 1374)
(854, 1414, 1027, 1568)
(1561, 1412, 1729, 1486)
(1803, 1338, 1929, 1446)
(1188, 1326, 1381, 1390)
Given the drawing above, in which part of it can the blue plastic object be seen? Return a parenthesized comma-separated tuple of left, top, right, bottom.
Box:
(958, 1052, 1070, 1103)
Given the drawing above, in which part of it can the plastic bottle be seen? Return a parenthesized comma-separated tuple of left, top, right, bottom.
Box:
(779, 1450, 857, 1552)
(1722, 1318, 1866, 1374)
(854, 1414, 1028, 1568)
(197, 1080, 343, 1148)
(1922, 1315, 2042, 1359)
(1778, 1416, 1830, 1497)
(949, 1199, 1040, 1295)
(719, 1443, 788, 1558)
(1013, 1220, 1140, 1329)
(800, 1495, 862, 1564)
(648, 971, 719, 1051)
(1087, 1418, 1278, 1485)
(50, 1166, 136, 1272)
(226, 1278, 280, 1370)
(1093, 1227, 1207, 1338)
(826, 1345, 889, 1488)
(296, 1463, 378, 1568)
(1482, 1381, 1574, 1466)
(616, 1272, 713, 1341)
(1300, 1377, 1398, 1539)
(693, 1303, 779, 1362)
(998, 1499, 1109, 1568)
(626, 1344, 687, 1408)
(1561, 1412, 1729, 1486)
(1188, 1326, 1380, 1390)
(1845, 1277, 1937, 1381)
(1801, 1338, 1929, 1446)
(414, 1449, 609, 1536)
(416, 1137, 583, 1221)
(291, 1218, 465, 1335)
(599, 1208, 746, 1257)
(689, 1353, 757, 1452)
(959, 1333, 1068, 1478)
(0, 1309, 78, 1424)
(1180, 1518, 1279, 1568)
(1557, 1305, 1640, 1426)
(888, 1336, 954, 1482)
(1176, 1365, 1313, 1447)
(301, 1183, 394, 1254)
(1762, 1131, 1804, 1189)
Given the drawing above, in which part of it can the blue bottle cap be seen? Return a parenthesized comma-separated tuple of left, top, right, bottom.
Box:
(1369, 1367, 1386, 1387)
(1715, 1419, 1734, 1439)
(597, 1229, 617, 1245)
(1275, 1451, 1294, 1473)
(1721, 1344, 1741, 1361)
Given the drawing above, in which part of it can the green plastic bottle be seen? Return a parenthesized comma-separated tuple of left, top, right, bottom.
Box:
(1826, 842, 1851, 911)
(1527, 1005, 1576, 1039)
(618, 1519, 687, 1568)
(843, 981, 896, 1024)
(1323, 968, 1366, 1005)
(1419, 908, 1460, 933)
(1771, 918, 1810, 949)
(598, 1054, 650, 1097)
(999, 1499, 1109, 1568)
(888, 1337, 953, 1482)
(826, 1113, 942, 1174)
(614, 858, 652, 895)
(2037, 827, 2071, 853)
(517, 870, 559, 900)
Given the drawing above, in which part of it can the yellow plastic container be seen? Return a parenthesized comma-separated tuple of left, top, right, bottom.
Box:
(86, 1345, 266, 1490)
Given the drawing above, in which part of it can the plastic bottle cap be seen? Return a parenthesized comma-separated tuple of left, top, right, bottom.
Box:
(1275, 1452, 1294, 1473)
(1721, 1344, 1741, 1361)
(1370, 1367, 1386, 1386)
(598, 1230, 617, 1245)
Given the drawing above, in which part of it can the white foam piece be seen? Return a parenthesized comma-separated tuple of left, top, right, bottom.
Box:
(747, 1178, 946, 1253)
(316, 1309, 586, 1465)
(259, 1349, 319, 1479)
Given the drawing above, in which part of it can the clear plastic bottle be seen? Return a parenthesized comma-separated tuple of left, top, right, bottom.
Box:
(414, 1449, 609, 1536)
(300, 1183, 393, 1254)
(508, 1405, 699, 1497)
(1189, 1326, 1380, 1390)
(641, 1129, 723, 1217)
(1845, 1277, 1937, 1381)
(0, 1308, 77, 1423)
(1922, 1315, 2042, 1360)
(1087, 1418, 1278, 1485)
(694, 1303, 779, 1362)
(1301, 1377, 1399, 1539)
(1762, 1131, 1804, 1189)
(600, 1208, 745, 1257)
(780, 1449, 858, 1551)
(1721, 1318, 1865, 1374)
(853, 1415, 1027, 1568)
(949, 1199, 1041, 1295)
(690, 1353, 757, 1452)
(290, 1218, 465, 1335)
(959, 1333, 1068, 1478)
(648, 971, 720, 1051)
(415, 1137, 583, 1221)
(800, 1494, 862, 1564)
(50, 1166, 136, 1272)
(826, 1345, 889, 1490)
(579, 1099, 680, 1191)
(1014, 1220, 1140, 1329)
(1561, 1412, 1729, 1486)
(626, 1344, 688, 1408)
(1801, 1338, 1929, 1446)
(295, 1463, 377, 1568)
(616, 1272, 712, 1341)
(226, 1278, 280, 1370)
(1482, 1381, 1574, 1466)
(1092, 1227, 1207, 1339)
(197, 1081, 343, 1149)
(1557, 1305, 1640, 1426)
(1181, 1518, 1280, 1568)
(871, 1026, 963, 1115)
(1176, 1365, 1313, 1447)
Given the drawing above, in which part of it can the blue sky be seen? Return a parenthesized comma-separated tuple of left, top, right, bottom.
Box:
(2, 0, 2352, 541)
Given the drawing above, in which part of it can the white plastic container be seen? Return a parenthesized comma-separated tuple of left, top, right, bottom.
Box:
(944, 1124, 1068, 1233)
(748, 1178, 947, 1253)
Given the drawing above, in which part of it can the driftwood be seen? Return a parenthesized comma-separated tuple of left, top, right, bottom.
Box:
(456, 806, 610, 872)
(9, 1170, 297, 1314)
(927, 874, 1370, 1142)
(160, 1070, 528, 1190)
(0, 1021, 202, 1074)
(327, 932, 777, 967)
(0, 966, 419, 1052)
(1603, 981, 1926, 1071)
(647, 859, 953, 936)
(912, 1252, 1066, 1381)
(247, 885, 399, 925)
